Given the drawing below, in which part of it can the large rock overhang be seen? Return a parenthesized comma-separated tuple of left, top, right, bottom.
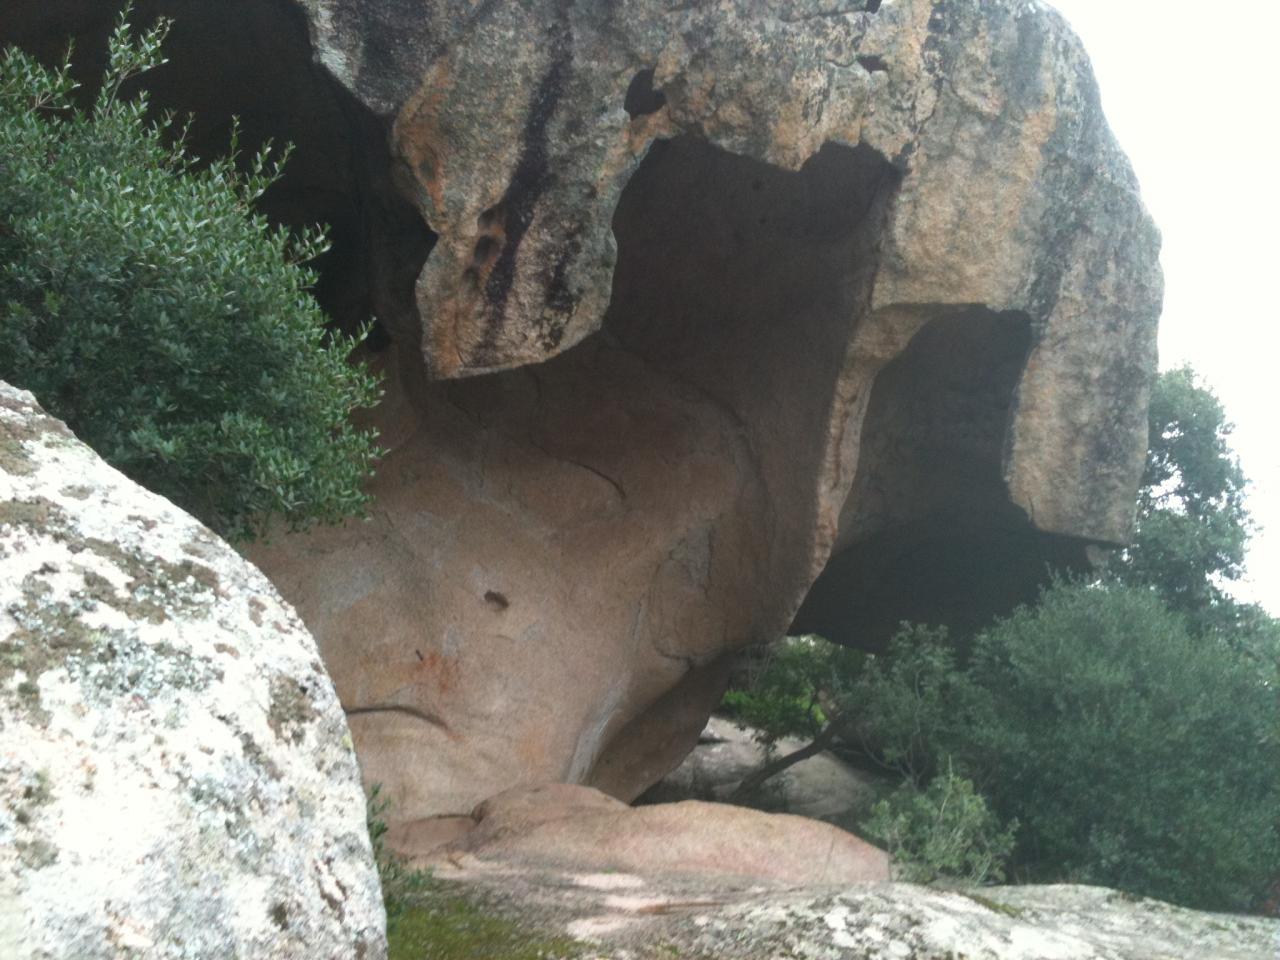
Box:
(294, 0, 1161, 539)
(1, 0, 1162, 821)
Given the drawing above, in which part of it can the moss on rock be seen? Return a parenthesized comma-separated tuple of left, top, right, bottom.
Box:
(388, 878, 585, 960)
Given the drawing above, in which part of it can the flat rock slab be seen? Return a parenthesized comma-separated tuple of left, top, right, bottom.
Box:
(422, 866, 1279, 960)
(404, 784, 1274, 958)
(412, 783, 890, 887)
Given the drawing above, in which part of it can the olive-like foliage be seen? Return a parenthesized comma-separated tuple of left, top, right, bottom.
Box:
(0, 11, 381, 541)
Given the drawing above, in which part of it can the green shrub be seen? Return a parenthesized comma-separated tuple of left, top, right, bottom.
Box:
(722, 583, 1279, 910)
(844, 624, 989, 784)
(861, 766, 1016, 884)
(720, 635, 857, 744)
(0, 10, 380, 540)
(966, 581, 1280, 911)
(1115, 367, 1251, 628)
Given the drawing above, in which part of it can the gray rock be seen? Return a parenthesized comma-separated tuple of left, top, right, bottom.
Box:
(0, 383, 386, 959)
(642, 716, 884, 831)
(668, 882, 1280, 959)
(418, 864, 1280, 960)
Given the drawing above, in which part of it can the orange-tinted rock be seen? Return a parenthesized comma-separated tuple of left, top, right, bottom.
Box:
(259, 0, 1160, 822)
(427, 784, 890, 886)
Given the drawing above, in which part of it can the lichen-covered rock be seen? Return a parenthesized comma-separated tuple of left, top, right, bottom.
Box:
(682, 884, 1280, 959)
(417, 867, 1280, 960)
(0, 383, 386, 959)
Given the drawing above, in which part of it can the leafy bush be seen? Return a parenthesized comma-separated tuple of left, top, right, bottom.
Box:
(1113, 367, 1252, 633)
(843, 624, 988, 784)
(722, 583, 1279, 909)
(0, 11, 380, 540)
(967, 581, 1280, 911)
(861, 766, 1016, 884)
(721, 635, 858, 744)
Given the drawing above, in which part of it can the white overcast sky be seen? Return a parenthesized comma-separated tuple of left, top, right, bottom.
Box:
(1044, 0, 1280, 612)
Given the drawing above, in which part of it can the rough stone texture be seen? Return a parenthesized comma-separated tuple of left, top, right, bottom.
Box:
(639, 716, 883, 830)
(0, 0, 1163, 826)
(415, 783, 891, 886)
(0, 384, 386, 960)
(297, 0, 1161, 538)
(429, 868, 1279, 959)
(253, 0, 1161, 823)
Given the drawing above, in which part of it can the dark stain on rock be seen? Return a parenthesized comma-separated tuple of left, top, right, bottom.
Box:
(3, 574, 102, 723)
(0, 497, 60, 531)
(248, 597, 267, 626)
(267, 674, 318, 744)
(479, 26, 572, 354)
(543, 228, 583, 337)
(75, 541, 221, 624)
(344, 702, 450, 731)
(269, 901, 290, 930)
(239, 732, 283, 780)
(16, 838, 58, 869)
(1, 437, 36, 476)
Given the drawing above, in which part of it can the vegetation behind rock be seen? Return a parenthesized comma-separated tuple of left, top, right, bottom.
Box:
(723, 371, 1280, 912)
(0, 11, 381, 541)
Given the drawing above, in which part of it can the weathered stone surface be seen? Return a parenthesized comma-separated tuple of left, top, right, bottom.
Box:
(640, 716, 883, 830)
(298, 0, 1160, 540)
(414, 783, 891, 886)
(0, 0, 1162, 827)
(425, 868, 1279, 959)
(0, 383, 386, 960)
(250, 0, 1160, 825)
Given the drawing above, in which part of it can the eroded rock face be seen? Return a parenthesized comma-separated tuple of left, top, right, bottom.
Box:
(0, 384, 385, 960)
(0, 0, 1162, 826)
(255, 0, 1160, 824)
(299, 0, 1160, 540)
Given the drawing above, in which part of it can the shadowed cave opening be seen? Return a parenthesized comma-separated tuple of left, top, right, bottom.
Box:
(788, 309, 1093, 651)
(599, 133, 902, 638)
(572, 134, 904, 796)
(0, 0, 435, 351)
